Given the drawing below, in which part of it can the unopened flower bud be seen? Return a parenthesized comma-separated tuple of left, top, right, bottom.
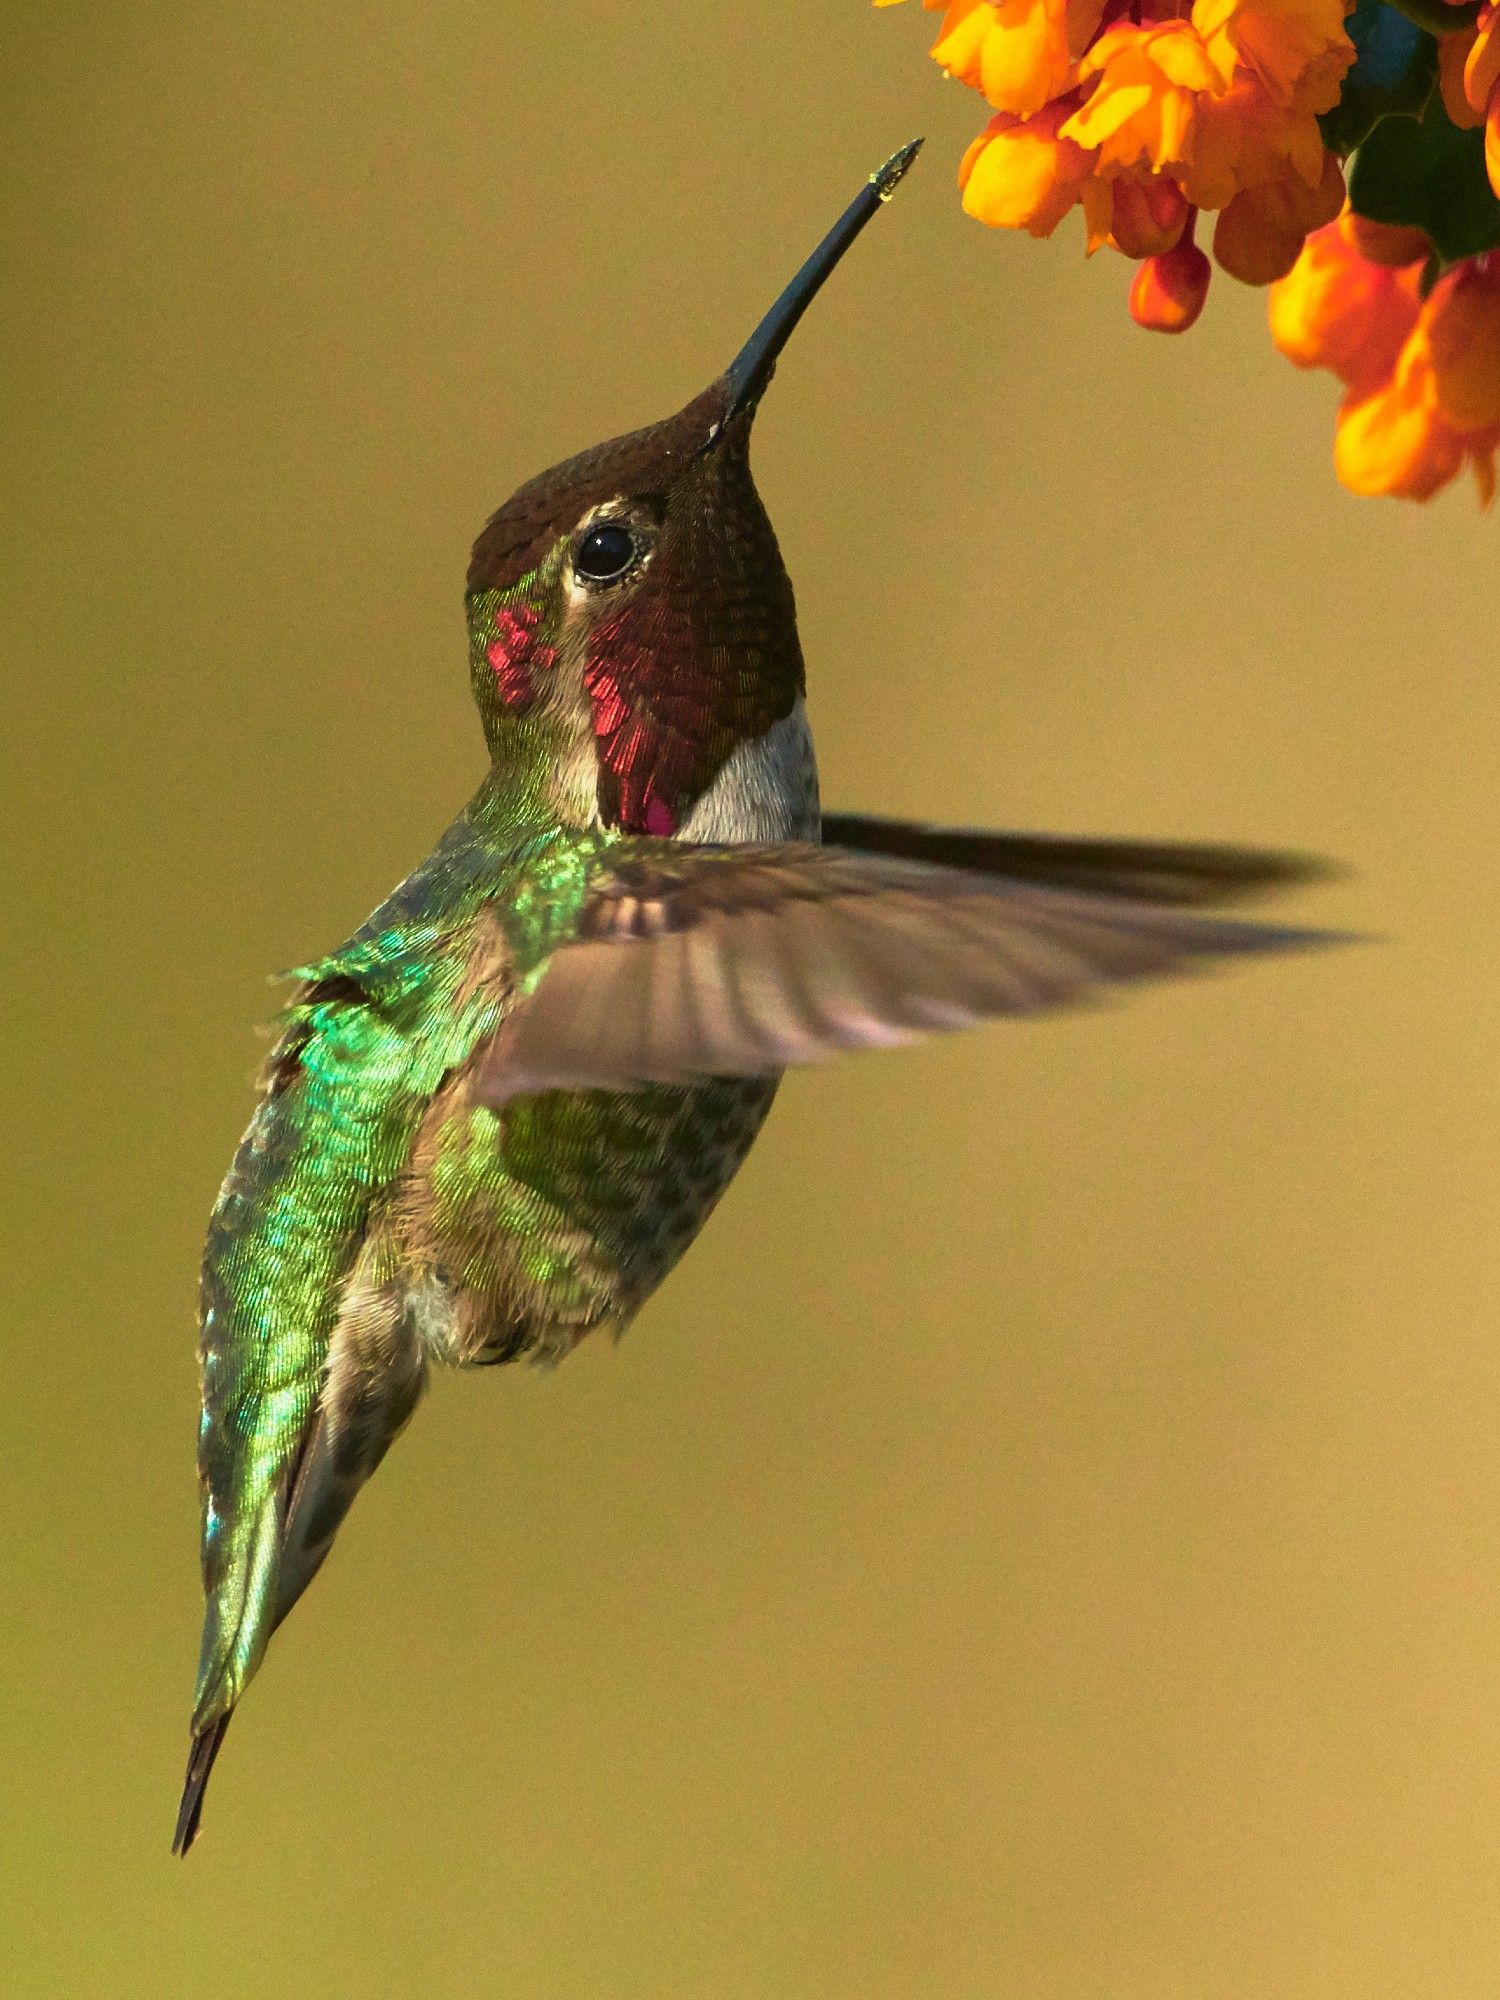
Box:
(1129, 234, 1211, 333)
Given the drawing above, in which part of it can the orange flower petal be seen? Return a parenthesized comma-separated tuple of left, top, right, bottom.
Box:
(1063, 26, 1222, 177)
(1075, 22, 1140, 77)
(1465, 7, 1500, 118)
(931, 2, 1002, 90)
(1147, 22, 1225, 90)
(1334, 373, 1464, 499)
(1154, 83, 1197, 164)
(960, 109, 1095, 233)
(1063, 79, 1155, 150)
(1212, 150, 1341, 283)
(1423, 263, 1500, 431)
(1268, 219, 1422, 395)
(1193, 0, 1353, 107)
(1181, 75, 1329, 211)
(1081, 175, 1116, 250)
(979, 0, 1073, 115)
(1440, 27, 1483, 128)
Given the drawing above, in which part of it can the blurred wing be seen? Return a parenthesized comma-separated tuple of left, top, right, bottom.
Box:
(819, 812, 1332, 907)
(473, 839, 1337, 1101)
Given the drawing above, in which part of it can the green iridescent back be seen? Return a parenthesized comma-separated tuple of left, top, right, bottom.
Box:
(192, 778, 784, 1729)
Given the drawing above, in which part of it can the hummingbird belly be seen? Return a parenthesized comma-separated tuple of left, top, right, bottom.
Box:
(394, 1072, 780, 1368)
(397, 1072, 781, 1368)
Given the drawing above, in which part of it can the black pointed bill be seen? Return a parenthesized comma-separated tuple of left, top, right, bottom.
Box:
(723, 140, 922, 421)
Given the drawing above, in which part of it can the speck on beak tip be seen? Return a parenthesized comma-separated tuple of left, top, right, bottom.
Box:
(722, 139, 923, 422)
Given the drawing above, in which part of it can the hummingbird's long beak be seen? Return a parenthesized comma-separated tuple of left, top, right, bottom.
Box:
(722, 140, 923, 422)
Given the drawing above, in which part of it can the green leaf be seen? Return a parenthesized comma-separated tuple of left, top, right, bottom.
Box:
(1383, 0, 1479, 32)
(1319, 3, 1437, 155)
(1348, 87, 1500, 263)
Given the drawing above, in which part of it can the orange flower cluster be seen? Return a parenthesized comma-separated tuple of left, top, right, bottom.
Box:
(1269, 212, 1500, 500)
(876, 0, 1354, 328)
(1440, 0, 1500, 197)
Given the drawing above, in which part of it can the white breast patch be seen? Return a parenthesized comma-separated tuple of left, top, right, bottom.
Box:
(677, 698, 820, 845)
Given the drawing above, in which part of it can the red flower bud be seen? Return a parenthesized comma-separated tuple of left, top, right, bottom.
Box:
(1129, 233, 1212, 333)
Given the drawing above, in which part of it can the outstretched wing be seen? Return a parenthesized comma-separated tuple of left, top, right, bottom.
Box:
(473, 832, 1339, 1101)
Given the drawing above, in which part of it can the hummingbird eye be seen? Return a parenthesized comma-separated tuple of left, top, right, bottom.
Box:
(573, 521, 641, 587)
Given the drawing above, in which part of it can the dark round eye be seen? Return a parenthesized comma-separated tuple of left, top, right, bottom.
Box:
(574, 521, 639, 585)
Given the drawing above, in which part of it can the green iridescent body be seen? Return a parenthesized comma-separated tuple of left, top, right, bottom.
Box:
(195, 631, 784, 1731)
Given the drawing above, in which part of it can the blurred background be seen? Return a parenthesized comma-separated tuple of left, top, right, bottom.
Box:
(3, 5, 1497, 1996)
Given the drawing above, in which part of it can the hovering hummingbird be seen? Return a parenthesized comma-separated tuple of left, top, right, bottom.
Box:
(174, 141, 1331, 1852)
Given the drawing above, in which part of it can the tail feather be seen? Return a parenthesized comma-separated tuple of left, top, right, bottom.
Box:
(173, 1306, 426, 1855)
(818, 812, 1334, 907)
(271, 1346, 425, 1638)
(172, 1711, 233, 1856)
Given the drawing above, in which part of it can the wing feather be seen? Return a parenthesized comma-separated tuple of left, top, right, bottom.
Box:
(473, 838, 1339, 1102)
(818, 812, 1332, 906)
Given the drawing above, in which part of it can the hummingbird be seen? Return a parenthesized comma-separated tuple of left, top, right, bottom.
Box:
(174, 141, 1331, 1853)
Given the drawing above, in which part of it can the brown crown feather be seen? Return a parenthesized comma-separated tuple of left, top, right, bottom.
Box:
(467, 382, 731, 595)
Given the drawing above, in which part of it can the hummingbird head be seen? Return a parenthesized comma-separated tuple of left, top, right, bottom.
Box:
(464, 142, 921, 837)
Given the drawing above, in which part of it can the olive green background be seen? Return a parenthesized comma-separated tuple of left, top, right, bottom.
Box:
(4, 5, 1497, 1996)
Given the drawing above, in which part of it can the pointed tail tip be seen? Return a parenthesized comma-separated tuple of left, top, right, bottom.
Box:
(873, 138, 923, 201)
(171, 1712, 233, 1857)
